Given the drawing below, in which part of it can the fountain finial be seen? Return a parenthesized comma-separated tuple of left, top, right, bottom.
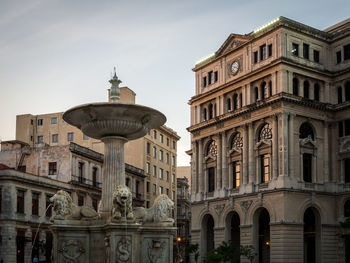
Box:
(109, 67, 122, 102)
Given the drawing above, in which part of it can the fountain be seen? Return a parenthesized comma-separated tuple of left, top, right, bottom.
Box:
(49, 69, 176, 263)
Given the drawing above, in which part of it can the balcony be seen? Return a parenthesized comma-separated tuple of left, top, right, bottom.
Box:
(70, 175, 102, 189)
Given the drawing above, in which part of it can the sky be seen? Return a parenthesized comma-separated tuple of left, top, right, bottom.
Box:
(0, 0, 349, 166)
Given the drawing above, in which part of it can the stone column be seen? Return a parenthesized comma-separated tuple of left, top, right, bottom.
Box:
(217, 133, 222, 190)
(279, 112, 289, 177)
(324, 121, 329, 182)
(198, 139, 204, 194)
(222, 132, 228, 189)
(248, 122, 255, 183)
(243, 125, 248, 184)
(101, 136, 128, 217)
(272, 115, 278, 180)
(24, 228, 32, 263)
(0, 224, 17, 263)
(288, 114, 295, 179)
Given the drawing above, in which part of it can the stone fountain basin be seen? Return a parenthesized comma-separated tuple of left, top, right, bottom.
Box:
(63, 102, 166, 140)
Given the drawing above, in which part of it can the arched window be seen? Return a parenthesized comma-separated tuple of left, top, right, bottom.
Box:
(231, 133, 243, 149)
(203, 108, 207, 121)
(345, 199, 350, 217)
(206, 140, 217, 156)
(304, 81, 310, 99)
(258, 123, 272, 141)
(293, 78, 299, 96)
(233, 94, 238, 110)
(304, 207, 321, 262)
(299, 123, 314, 140)
(314, 83, 320, 101)
(346, 81, 350, 101)
(208, 104, 213, 119)
(227, 98, 232, 111)
(268, 81, 272, 97)
(338, 86, 343, 103)
(260, 82, 266, 100)
(255, 87, 259, 101)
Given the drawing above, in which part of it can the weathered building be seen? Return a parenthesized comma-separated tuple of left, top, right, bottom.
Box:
(15, 86, 180, 208)
(188, 17, 350, 262)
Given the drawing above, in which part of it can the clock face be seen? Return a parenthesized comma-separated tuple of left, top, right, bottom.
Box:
(231, 61, 240, 75)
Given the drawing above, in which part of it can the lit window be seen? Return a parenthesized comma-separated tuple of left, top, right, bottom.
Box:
(260, 155, 270, 183)
(67, 132, 74, 142)
(51, 117, 58, 124)
(232, 161, 240, 188)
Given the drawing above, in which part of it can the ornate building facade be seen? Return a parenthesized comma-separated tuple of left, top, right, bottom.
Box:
(188, 17, 350, 262)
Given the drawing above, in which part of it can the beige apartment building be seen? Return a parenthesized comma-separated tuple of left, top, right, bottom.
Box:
(15, 86, 180, 207)
(188, 17, 350, 262)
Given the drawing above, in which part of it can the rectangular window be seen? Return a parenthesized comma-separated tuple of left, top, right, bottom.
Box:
(51, 117, 58, 124)
(166, 171, 169, 182)
(83, 134, 89, 140)
(153, 130, 157, 139)
(336, 51, 342, 64)
(166, 188, 169, 196)
(78, 162, 84, 182)
(146, 201, 150, 208)
(48, 162, 57, 175)
(153, 146, 157, 158)
(37, 119, 43, 126)
(313, 50, 320, 63)
(260, 155, 270, 183)
(303, 153, 312, 183)
(202, 76, 207, 88)
(172, 191, 175, 200)
(166, 138, 169, 146)
(214, 71, 218, 82)
(153, 165, 157, 177)
(153, 184, 157, 194)
(253, 51, 258, 63)
(46, 195, 52, 217)
(345, 119, 350, 136)
(345, 159, 350, 183)
(30, 136, 33, 141)
(172, 174, 175, 184)
(339, 121, 344, 137)
(159, 168, 163, 179)
(260, 44, 266, 61)
(32, 192, 39, 216)
(146, 162, 150, 174)
(17, 190, 25, 213)
(344, 44, 350, 60)
(166, 153, 169, 164)
(159, 186, 163, 194)
(232, 161, 240, 188)
(146, 182, 150, 193)
(160, 134, 164, 143)
(208, 167, 215, 192)
(78, 195, 84, 206)
(146, 142, 150, 154)
(268, 44, 272, 57)
(303, 43, 309, 59)
(52, 134, 58, 143)
(67, 132, 74, 142)
(173, 141, 176, 149)
(338, 87, 343, 103)
(208, 71, 213, 85)
(37, 136, 43, 143)
(92, 167, 98, 187)
(31, 119, 34, 125)
(92, 198, 98, 211)
(172, 156, 175, 166)
(159, 150, 163, 161)
(292, 43, 299, 56)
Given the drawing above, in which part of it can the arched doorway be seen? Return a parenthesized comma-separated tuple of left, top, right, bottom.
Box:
(254, 208, 270, 263)
(225, 211, 240, 263)
(304, 207, 320, 263)
(201, 214, 215, 258)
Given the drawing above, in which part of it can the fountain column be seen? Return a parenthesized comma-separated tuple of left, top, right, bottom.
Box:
(101, 136, 128, 216)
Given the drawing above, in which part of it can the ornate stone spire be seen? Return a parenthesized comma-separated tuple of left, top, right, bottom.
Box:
(109, 67, 122, 102)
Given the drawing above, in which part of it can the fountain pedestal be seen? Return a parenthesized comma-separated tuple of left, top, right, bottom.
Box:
(49, 72, 175, 263)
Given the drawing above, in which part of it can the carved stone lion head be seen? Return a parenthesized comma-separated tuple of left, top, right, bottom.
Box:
(113, 185, 132, 208)
(50, 190, 72, 218)
(153, 194, 174, 221)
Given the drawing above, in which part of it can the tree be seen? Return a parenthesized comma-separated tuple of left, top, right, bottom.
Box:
(186, 244, 199, 263)
(239, 245, 257, 263)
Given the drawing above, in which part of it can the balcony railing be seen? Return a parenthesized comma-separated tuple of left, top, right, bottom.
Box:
(70, 175, 102, 189)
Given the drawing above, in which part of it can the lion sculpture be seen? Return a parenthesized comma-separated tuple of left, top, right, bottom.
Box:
(112, 185, 134, 220)
(134, 194, 174, 225)
(50, 190, 99, 221)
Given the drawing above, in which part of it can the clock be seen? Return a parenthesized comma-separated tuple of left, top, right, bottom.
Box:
(230, 60, 240, 75)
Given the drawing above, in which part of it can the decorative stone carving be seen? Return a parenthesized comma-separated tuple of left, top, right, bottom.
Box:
(112, 185, 134, 220)
(240, 200, 253, 213)
(147, 240, 166, 263)
(299, 136, 317, 148)
(104, 237, 111, 263)
(258, 193, 263, 207)
(134, 194, 174, 225)
(116, 236, 132, 263)
(229, 196, 234, 209)
(50, 190, 99, 221)
(214, 204, 225, 216)
(58, 239, 85, 262)
(205, 201, 209, 212)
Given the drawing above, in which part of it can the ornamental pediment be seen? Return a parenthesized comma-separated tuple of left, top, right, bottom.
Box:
(228, 146, 242, 155)
(255, 139, 272, 149)
(300, 136, 317, 148)
(216, 34, 250, 56)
